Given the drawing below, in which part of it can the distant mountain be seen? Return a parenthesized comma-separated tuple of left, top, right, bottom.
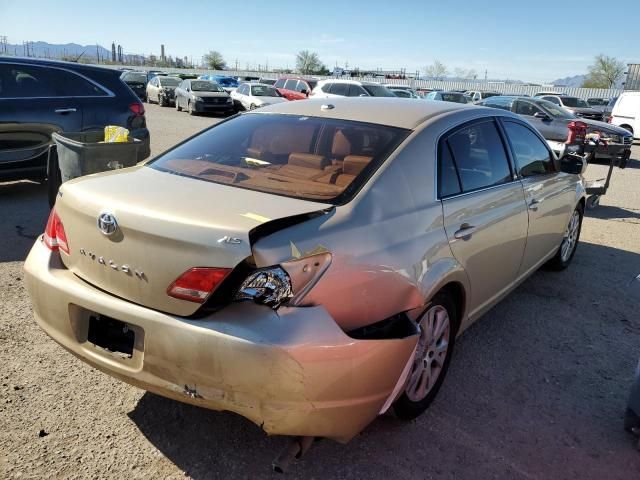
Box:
(550, 74, 586, 87)
(4, 41, 113, 61)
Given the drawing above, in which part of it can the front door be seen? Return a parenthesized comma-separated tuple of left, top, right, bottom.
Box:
(439, 118, 529, 321)
(501, 120, 577, 276)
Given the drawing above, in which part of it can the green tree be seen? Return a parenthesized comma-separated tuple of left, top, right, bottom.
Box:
(582, 54, 625, 88)
(296, 50, 324, 75)
(203, 50, 226, 70)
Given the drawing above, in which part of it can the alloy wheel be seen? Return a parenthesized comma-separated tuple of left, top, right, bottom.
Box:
(405, 305, 451, 402)
(560, 210, 580, 262)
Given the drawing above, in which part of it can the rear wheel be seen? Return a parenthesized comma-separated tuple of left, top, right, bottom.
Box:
(393, 292, 457, 420)
(547, 205, 583, 270)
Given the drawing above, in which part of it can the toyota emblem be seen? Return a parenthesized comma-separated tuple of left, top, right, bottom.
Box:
(97, 212, 118, 236)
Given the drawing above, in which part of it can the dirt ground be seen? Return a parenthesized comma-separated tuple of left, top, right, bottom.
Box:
(1, 104, 639, 479)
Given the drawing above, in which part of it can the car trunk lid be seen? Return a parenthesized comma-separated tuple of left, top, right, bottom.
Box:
(56, 166, 328, 316)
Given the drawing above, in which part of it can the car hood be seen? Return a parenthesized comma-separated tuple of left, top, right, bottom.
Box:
(580, 118, 632, 137)
(192, 91, 229, 98)
(55, 166, 329, 316)
(568, 106, 602, 116)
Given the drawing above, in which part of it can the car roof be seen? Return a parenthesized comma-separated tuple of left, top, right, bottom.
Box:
(0, 56, 118, 75)
(318, 79, 380, 86)
(253, 97, 474, 129)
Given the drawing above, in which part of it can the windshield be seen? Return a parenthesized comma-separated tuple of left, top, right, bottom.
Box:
(481, 92, 500, 99)
(561, 97, 589, 108)
(215, 77, 239, 87)
(150, 114, 409, 204)
(191, 81, 223, 92)
(122, 72, 147, 83)
(160, 77, 181, 87)
(363, 85, 396, 97)
(441, 93, 468, 103)
(251, 85, 281, 97)
(535, 99, 575, 119)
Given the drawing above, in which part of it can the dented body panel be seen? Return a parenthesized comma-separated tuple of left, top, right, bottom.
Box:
(24, 240, 417, 442)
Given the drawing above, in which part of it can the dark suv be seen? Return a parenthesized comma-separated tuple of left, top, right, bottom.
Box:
(0, 57, 151, 187)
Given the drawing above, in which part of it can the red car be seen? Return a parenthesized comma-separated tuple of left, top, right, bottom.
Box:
(273, 77, 318, 101)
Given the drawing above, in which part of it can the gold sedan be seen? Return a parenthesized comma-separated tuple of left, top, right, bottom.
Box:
(24, 98, 586, 448)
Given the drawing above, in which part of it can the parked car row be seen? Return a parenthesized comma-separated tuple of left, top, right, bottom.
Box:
(478, 95, 633, 160)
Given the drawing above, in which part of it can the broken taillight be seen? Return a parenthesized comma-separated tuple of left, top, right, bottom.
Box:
(43, 208, 70, 254)
(167, 267, 232, 303)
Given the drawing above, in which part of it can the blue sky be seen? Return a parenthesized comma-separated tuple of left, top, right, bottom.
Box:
(1, 0, 638, 83)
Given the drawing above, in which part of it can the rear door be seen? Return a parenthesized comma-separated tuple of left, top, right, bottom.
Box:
(500, 120, 576, 275)
(440, 118, 528, 320)
(0, 62, 82, 179)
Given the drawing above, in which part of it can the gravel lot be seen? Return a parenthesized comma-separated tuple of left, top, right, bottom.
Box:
(1, 103, 639, 479)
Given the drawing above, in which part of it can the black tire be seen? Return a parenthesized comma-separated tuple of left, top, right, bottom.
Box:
(249, 103, 257, 110)
(546, 204, 583, 271)
(46, 147, 62, 208)
(393, 292, 458, 420)
(624, 408, 640, 434)
(175, 98, 182, 111)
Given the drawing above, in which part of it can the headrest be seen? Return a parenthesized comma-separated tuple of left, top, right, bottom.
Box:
(331, 130, 351, 158)
(343, 155, 372, 176)
(288, 153, 329, 170)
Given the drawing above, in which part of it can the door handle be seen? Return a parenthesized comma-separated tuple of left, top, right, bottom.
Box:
(529, 199, 543, 211)
(54, 108, 77, 114)
(454, 223, 477, 240)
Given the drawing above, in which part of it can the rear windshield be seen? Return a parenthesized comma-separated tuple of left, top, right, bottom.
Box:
(363, 85, 396, 97)
(150, 114, 409, 204)
(122, 72, 147, 83)
(159, 77, 181, 86)
(441, 93, 468, 103)
(251, 85, 280, 96)
(561, 97, 589, 108)
(191, 81, 223, 92)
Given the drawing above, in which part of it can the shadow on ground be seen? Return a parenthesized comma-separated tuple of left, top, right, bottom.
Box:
(0, 181, 49, 262)
(128, 242, 640, 480)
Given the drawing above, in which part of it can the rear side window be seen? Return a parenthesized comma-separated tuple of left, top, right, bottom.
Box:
(514, 100, 542, 117)
(483, 97, 513, 110)
(503, 121, 555, 177)
(329, 83, 349, 96)
(441, 120, 512, 194)
(0, 64, 55, 97)
(284, 79, 298, 90)
(438, 142, 462, 198)
(347, 84, 367, 97)
(274, 79, 285, 89)
(320, 83, 332, 93)
(150, 114, 409, 204)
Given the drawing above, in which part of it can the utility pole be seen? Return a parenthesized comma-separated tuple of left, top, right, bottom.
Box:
(484, 69, 487, 81)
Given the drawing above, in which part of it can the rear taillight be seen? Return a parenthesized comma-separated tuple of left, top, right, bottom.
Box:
(566, 120, 588, 144)
(167, 267, 232, 303)
(129, 103, 145, 115)
(43, 208, 69, 254)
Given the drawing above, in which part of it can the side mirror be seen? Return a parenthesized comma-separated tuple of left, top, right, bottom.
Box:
(534, 111, 550, 120)
(300, 89, 308, 95)
(559, 153, 585, 175)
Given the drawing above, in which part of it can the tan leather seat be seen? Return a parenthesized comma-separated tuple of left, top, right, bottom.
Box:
(343, 155, 372, 176)
(288, 152, 329, 170)
(331, 130, 351, 165)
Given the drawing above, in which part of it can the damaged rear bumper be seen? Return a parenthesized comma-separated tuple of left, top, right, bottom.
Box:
(24, 239, 418, 442)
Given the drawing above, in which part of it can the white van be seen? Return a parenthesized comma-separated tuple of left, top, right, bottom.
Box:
(610, 91, 640, 138)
